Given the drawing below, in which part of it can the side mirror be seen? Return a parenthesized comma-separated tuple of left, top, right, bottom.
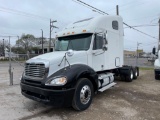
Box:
(66, 49, 74, 57)
(152, 47, 156, 55)
(103, 33, 106, 40)
(102, 45, 107, 51)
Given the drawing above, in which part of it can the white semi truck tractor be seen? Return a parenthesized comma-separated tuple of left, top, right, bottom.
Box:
(20, 15, 139, 111)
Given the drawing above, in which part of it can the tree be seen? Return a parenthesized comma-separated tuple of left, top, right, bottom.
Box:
(0, 39, 9, 56)
(15, 34, 37, 53)
(16, 34, 35, 47)
(11, 47, 26, 54)
(15, 34, 48, 54)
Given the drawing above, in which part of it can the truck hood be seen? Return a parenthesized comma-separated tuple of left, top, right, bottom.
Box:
(31, 51, 66, 63)
(30, 51, 87, 65)
(27, 51, 88, 77)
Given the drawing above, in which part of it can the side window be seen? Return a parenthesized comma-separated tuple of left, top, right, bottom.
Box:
(93, 34, 103, 50)
(112, 21, 118, 30)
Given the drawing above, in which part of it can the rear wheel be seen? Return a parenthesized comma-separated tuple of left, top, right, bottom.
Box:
(72, 78, 93, 111)
(133, 67, 138, 79)
(120, 68, 133, 82)
(125, 68, 133, 82)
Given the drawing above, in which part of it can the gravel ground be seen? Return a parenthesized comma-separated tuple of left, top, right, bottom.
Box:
(0, 69, 160, 120)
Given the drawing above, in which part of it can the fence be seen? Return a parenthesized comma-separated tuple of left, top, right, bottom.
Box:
(0, 54, 154, 86)
(0, 62, 10, 84)
(0, 54, 40, 85)
(124, 56, 154, 67)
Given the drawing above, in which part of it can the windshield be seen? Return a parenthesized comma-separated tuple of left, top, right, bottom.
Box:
(55, 33, 92, 51)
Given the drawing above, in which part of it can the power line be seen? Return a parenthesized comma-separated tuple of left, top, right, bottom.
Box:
(125, 15, 159, 22)
(0, 32, 19, 36)
(120, 2, 146, 12)
(124, 24, 158, 28)
(106, 0, 139, 12)
(129, 26, 158, 40)
(0, 4, 74, 28)
(0, 6, 49, 21)
(72, 0, 109, 15)
(0, 6, 70, 35)
(72, 0, 158, 40)
(72, 0, 104, 15)
(124, 41, 157, 50)
(124, 38, 157, 49)
(0, 36, 18, 37)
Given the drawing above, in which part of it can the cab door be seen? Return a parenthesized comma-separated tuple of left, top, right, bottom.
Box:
(92, 34, 106, 71)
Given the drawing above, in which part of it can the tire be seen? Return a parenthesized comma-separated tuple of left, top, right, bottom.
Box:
(133, 67, 138, 80)
(137, 67, 139, 76)
(72, 78, 93, 111)
(125, 68, 133, 82)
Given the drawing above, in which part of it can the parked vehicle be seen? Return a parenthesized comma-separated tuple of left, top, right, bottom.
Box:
(153, 48, 160, 80)
(20, 15, 139, 111)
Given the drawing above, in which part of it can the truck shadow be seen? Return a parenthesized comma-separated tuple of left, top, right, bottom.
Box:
(20, 100, 82, 120)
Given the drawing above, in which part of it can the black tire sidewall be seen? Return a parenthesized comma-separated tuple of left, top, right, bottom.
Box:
(125, 68, 133, 82)
(73, 78, 93, 111)
(133, 67, 138, 79)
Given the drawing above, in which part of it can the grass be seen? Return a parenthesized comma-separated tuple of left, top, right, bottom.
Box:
(0, 59, 26, 62)
(139, 67, 154, 70)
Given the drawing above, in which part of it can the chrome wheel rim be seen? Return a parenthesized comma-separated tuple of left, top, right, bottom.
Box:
(80, 85, 91, 105)
(135, 70, 138, 76)
(130, 70, 133, 79)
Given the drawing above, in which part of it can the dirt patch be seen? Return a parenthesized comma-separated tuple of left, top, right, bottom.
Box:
(0, 69, 160, 120)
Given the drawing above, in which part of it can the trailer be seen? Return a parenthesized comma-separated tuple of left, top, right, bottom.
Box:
(20, 15, 139, 111)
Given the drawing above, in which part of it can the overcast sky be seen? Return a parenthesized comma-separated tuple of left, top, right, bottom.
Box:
(0, 0, 160, 52)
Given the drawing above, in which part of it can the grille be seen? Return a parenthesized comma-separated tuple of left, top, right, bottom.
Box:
(25, 63, 45, 79)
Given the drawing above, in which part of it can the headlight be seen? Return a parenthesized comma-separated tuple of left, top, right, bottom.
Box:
(45, 77, 67, 86)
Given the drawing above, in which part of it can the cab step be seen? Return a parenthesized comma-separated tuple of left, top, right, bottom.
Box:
(98, 82, 116, 92)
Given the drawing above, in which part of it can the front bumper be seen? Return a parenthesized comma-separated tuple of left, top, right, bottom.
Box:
(21, 83, 75, 107)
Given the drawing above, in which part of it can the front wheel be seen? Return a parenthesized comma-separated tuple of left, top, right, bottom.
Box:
(72, 78, 93, 111)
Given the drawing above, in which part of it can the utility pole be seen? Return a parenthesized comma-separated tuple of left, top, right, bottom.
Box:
(3, 39, 4, 56)
(17, 36, 19, 47)
(158, 18, 160, 51)
(136, 42, 142, 66)
(17, 36, 19, 55)
(41, 29, 44, 54)
(8, 36, 13, 85)
(116, 5, 119, 15)
(49, 19, 58, 52)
